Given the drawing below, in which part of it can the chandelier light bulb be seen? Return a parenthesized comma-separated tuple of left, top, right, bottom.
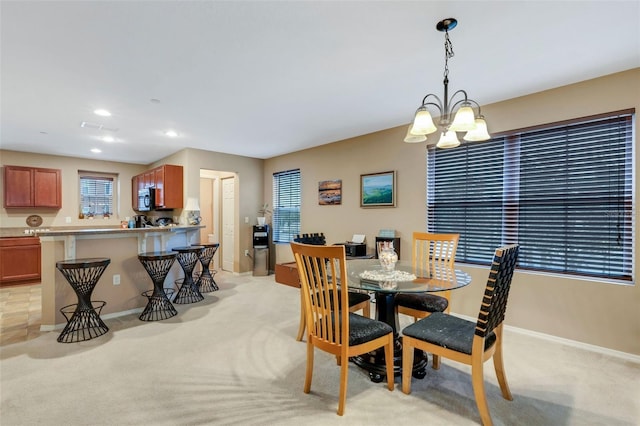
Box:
(449, 104, 477, 132)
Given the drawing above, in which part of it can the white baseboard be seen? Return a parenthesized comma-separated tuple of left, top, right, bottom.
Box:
(454, 313, 640, 364)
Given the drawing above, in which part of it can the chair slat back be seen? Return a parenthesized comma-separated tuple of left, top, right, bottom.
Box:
(291, 242, 349, 347)
(475, 244, 519, 338)
(412, 232, 459, 278)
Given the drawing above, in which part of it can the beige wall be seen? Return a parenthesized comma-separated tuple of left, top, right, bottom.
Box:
(1, 147, 265, 274)
(264, 68, 640, 355)
(0, 150, 146, 228)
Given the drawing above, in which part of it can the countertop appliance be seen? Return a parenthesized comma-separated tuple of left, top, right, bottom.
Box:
(134, 215, 150, 228)
(137, 188, 155, 212)
(155, 217, 174, 226)
(335, 242, 367, 257)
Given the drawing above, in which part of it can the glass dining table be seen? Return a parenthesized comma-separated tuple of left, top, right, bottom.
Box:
(346, 259, 471, 382)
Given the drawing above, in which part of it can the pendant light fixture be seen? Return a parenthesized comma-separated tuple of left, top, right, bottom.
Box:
(404, 18, 490, 147)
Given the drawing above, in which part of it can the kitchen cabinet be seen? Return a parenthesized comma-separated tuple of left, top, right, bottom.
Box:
(3, 165, 62, 208)
(154, 164, 183, 209)
(0, 237, 41, 285)
(131, 164, 183, 210)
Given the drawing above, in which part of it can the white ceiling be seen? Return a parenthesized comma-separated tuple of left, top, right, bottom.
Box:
(1, 1, 639, 165)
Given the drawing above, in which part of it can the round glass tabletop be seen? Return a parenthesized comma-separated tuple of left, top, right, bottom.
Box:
(346, 259, 471, 293)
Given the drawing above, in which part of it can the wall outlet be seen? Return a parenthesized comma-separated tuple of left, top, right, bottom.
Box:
(65, 216, 72, 223)
(113, 274, 120, 285)
(244, 249, 250, 257)
(244, 216, 249, 224)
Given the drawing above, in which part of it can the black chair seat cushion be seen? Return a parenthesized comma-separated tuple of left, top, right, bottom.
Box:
(402, 312, 496, 355)
(347, 291, 370, 307)
(395, 293, 448, 313)
(347, 313, 392, 346)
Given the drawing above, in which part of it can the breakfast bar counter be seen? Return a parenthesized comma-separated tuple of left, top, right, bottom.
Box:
(38, 225, 204, 330)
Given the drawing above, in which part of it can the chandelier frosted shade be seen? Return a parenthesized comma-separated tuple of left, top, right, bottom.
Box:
(437, 130, 460, 148)
(410, 107, 438, 135)
(449, 104, 477, 132)
(404, 125, 427, 143)
(463, 117, 490, 141)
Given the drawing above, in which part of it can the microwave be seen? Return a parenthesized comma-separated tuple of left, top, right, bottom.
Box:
(137, 188, 155, 211)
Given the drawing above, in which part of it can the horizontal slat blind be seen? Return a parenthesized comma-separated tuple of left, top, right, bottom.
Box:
(427, 137, 506, 263)
(428, 111, 633, 280)
(273, 169, 301, 243)
(80, 174, 114, 216)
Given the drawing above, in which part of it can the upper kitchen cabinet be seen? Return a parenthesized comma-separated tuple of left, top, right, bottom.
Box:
(154, 164, 183, 209)
(132, 164, 183, 210)
(3, 165, 62, 209)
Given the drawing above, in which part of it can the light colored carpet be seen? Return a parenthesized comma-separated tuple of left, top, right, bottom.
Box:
(1, 272, 638, 425)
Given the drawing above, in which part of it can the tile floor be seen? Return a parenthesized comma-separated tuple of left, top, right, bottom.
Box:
(0, 283, 43, 346)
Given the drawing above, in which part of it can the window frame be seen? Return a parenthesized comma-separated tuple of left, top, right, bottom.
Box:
(427, 109, 634, 282)
(79, 170, 117, 219)
(272, 169, 301, 243)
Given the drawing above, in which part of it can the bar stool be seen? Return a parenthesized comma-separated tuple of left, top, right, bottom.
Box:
(171, 246, 205, 304)
(55, 257, 111, 343)
(192, 242, 219, 292)
(138, 251, 178, 321)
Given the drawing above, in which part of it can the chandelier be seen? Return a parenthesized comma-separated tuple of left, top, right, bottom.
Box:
(404, 18, 490, 147)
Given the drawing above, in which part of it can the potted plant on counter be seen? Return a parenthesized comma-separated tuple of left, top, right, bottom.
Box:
(257, 204, 271, 226)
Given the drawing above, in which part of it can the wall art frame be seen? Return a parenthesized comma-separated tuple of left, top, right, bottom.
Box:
(360, 170, 396, 208)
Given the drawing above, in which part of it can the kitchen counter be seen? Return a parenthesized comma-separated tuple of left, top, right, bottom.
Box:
(37, 224, 205, 329)
(0, 225, 201, 238)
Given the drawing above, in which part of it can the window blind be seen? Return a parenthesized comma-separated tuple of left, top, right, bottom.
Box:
(272, 169, 301, 243)
(79, 172, 115, 217)
(427, 111, 634, 281)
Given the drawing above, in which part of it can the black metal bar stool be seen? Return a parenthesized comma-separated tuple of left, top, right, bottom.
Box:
(138, 251, 178, 321)
(55, 257, 111, 343)
(171, 246, 205, 304)
(192, 242, 219, 292)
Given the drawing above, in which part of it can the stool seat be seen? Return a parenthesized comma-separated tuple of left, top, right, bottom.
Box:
(56, 257, 110, 343)
(192, 242, 219, 292)
(171, 246, 205, 304)
(138, 251, 178, 321)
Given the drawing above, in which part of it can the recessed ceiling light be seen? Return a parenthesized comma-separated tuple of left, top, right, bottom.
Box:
(103, 136, 115, 142)
(165, 130, 178, 138)
(150, 99, 161, 104)
(91, 148, 102, 153)
(94, 109, 111, 117)
(40, 131, 48, 135)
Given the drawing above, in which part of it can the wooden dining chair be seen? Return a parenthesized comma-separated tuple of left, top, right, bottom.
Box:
(395, 232, 459, 322)
(290, 242, 394, 416)
(401, 244, 519, 426)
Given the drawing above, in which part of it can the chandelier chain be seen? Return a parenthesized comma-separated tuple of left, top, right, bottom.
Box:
(443, 31, 454, 80)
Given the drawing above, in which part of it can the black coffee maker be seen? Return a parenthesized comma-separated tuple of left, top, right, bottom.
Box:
(134, 215, 149, 228)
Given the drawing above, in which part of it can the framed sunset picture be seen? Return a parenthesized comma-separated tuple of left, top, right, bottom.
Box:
(318, 179, 342, 205)
(360, 171, 395, 208)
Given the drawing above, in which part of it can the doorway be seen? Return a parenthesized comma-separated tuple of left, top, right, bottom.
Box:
(200, 170, 236, 273)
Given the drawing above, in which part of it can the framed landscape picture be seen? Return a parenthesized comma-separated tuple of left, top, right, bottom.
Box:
(360, 171, 396, 208)
(318, 179, 342, 205)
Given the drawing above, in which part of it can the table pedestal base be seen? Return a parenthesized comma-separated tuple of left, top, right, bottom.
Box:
(351, 339, 429, 382)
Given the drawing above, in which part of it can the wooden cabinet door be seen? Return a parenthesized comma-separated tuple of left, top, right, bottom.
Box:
(3, 166, 33, 207)
(132, 175, 139, 210)
(160, 165, 183, 209)
(33, 168, 61, 208)
(144, 171, 155, 189)
(154, 166, 165, 207)
(0, 238, 41, 285)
